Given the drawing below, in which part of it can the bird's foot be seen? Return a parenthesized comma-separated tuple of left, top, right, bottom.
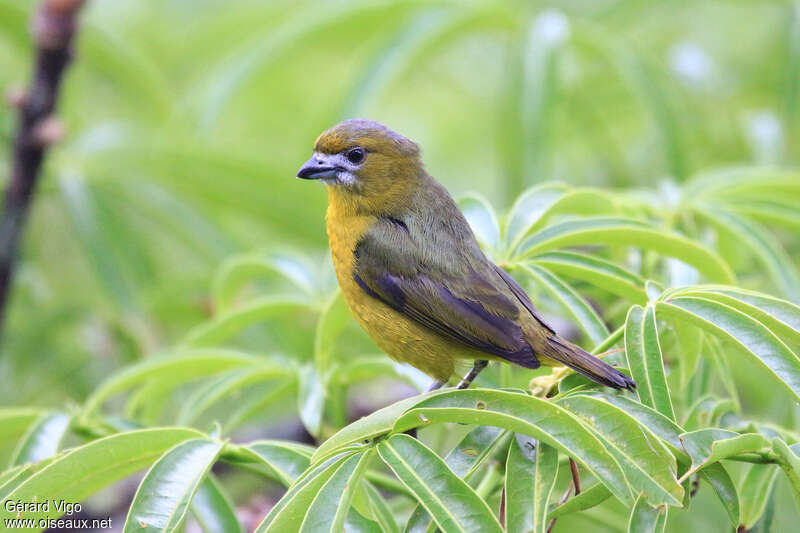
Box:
(457, 360, 489, 390)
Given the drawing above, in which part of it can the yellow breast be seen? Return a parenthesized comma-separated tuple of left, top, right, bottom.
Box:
(325, 198, 467, 382)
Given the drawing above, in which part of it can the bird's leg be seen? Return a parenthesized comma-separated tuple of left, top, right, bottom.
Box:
(457, 360, 489, 389)
(427, 380, 446, 392)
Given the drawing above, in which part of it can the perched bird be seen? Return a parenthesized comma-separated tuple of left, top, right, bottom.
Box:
(297, 119, 635, 391)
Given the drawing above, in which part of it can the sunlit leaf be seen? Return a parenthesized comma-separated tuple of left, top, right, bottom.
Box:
(123, 438, 224, 533)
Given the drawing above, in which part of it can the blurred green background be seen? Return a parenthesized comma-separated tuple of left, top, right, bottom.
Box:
(0, 0, 798, 530)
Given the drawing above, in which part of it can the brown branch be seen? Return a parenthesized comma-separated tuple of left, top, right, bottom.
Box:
(569, 458, 581, 495)
(0, 0, 86, 339)
(546, 481, 574, 533)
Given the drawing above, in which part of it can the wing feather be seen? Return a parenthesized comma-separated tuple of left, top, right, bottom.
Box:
(353, 218, 542, 369)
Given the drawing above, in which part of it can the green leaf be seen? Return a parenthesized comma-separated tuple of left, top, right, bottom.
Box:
(705, 336, 740, 410)
(698, 209, 800, 301)
(377, 434, 503, 533)
(364, 481, 400, 533)
(298, 449, 374, 533)
(0, 456, 61, 502)
(181, 297, 313, 347)
(531, 251, 647, 303)
(313, 392, 442, 463)
(298, 364, 326, 438)
(674, 322, 703, 391)
(392, 389, 632, 504)
(222, 440, 313, 487)
(0, 409, 50, 449)
(677, 287, 800, 346)
(579, 392, 688, 462)
(81, 350, 268, 419)
(124, 438, 224, 533)
(738, 464, 779, 530)
(519, 217, 735, 283)
(0, 428, 204, 527)
(517, 264, 610, 345)
(345, 507, 383, 533)
(212, 252, 317, 311)
(627, 494, 667, 533)
(624, 304, 675, 420)
(177, 367, 294, 425)
(191, 475, 243, 533)
(699, 462, 740, 527)
(557, 395, 683, 506)
(253, 452, 356, 533)
(547, 482, 612, 520)
(505, 183, 570, 248)
(458, 194, 501, 252)
(404, 426, 510, 533)
(9, 413, 71, 466)
(682, 395, 737, 432)
(657, 296, 800, 402)
(314, 291, 351, 372)
(679, 429, 769, 478)
(772, 438, 800, 510)
(504, 435, 558, 533)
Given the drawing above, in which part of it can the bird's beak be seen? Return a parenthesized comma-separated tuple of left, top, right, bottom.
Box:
(296, 157, 339, 180)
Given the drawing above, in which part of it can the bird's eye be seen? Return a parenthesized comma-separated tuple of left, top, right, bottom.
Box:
(345, 147, 366, 164)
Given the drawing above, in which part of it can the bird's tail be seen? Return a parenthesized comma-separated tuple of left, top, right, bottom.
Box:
(544, 336, 636, 390)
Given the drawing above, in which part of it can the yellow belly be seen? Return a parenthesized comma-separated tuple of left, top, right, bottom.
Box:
(326, 205, 481, 382)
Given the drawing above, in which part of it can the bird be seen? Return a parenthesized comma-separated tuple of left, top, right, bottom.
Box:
(297, 119, 635, 392)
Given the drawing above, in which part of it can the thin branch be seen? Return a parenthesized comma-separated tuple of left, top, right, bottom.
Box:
(569, 458, 582, 495)
(546, 481, 574, 533)
(0, 0, 87, 340)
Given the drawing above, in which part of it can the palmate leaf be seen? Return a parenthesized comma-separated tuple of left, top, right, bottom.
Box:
(80, 350, 280, 420)
(377, 435, 503, 533)
(517, 264, 610, 345)
(0, 428, 205, 530)
(176, 367, 295, 426)
(296, 450, 374, 533)
(252, 450, 374, 533)
(556, 395, 683, 506)
(517, 216, 735, 284)
(222, 440, 313, 487)
(405, 426, 510, 533)
(697, 208, 800, 302)
(315, 389, 632, 503)
(123, 438, 224, 533)
(391, 390, 633, 504)
(656, 293, 800, 402)
(180, 297, 313, 348)
(212, 251, 321, 312)
(531, 250, 647, 304)
(458, 194, 501, 253)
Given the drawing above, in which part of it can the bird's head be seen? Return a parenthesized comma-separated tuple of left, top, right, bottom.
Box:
(297, 119, 422, 213)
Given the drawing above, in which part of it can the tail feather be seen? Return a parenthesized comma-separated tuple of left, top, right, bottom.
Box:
(545, 336, 636, 391)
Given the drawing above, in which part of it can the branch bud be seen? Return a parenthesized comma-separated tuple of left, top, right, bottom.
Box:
(32, 116, 65, 147)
